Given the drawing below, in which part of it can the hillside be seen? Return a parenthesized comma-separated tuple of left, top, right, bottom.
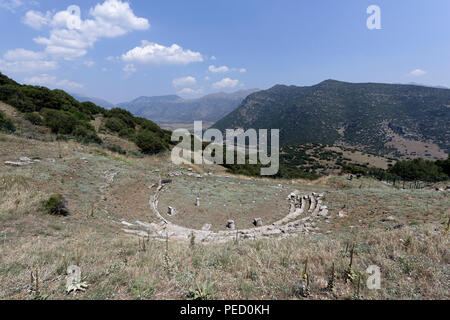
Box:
(212, 80, 450, 159)
(118, 89, 259, 125)
(0, 72, 172, 155)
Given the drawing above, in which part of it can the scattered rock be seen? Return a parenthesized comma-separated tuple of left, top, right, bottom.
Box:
(168, 206, 177, 216)
(253, 218, 263, 227)
(226, 220, 235, 230)
(338, 211, 347, 218)
(121, 221, 134, 227)
(4, 156, 40, 167)
(4, 161, 25, 167)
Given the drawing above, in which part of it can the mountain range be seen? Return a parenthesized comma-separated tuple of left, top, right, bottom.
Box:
(212, 80, 450, 158)
(117, 89, 259, 124)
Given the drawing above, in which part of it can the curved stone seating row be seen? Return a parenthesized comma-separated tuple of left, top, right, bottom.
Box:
(122, 186, 328, 243)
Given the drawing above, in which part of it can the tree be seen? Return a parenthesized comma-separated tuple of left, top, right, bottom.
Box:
(388, 158, 447, 182)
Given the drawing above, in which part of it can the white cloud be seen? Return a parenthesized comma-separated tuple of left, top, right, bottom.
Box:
(123, 63, 136, 74)
(409, 69, 426, 76)
(0, 48, 58, 73)
(0, 59, 58, 73)
(122, 41, 203, 65)
(172, 76, 196, 88)
(0, 0, 23, 12)
(204, 76, 210, 81)
(24, 73, 83, 89)
(210, 56, 217, 60)
(177, 87, 203, 96)
(23, 0, 150, 59)
(209, 65, 229, 73)
(3, 48, 45, 61)
(83, 60, 95, 67)
(212, 77, 239, 89)
(209, 65, 246, 74)
(22, 10, 51, 29)
(106, 55, 119, 62)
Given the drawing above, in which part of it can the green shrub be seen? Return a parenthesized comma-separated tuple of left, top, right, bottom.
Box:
(107, 108, 136, 129)
(73, 125, 102, 144)
(105, 117, 127, 133)
(118, 127, 135, 139)
(80, 101, 106, 116)
(0, 110, 15, 132)
(41, 108, 78, 134)
(135, 117, 160, 132)
(24, 112, 43, 125)
(106, 144, 126, 155)
(44, 194, 68, 216)
(135, 130, 167, 153)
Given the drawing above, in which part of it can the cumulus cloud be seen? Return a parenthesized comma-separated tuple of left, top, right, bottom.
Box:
(172, 76, 196, 88)
(122, 41, 203, 65)
(209, 65, 247, 74)
(23, 0, 150, 59)
(208, 65, 229, 73)
(122, 63, 136, 74)
(409, 69, 426, 76)
(22, 10, 51, 29)
(24, 73, 83, 89)
(0, 0, 23, 12)
(3, 48, 45, 61)
(0, 48, 58, 73)
(212, 77, 239, 89)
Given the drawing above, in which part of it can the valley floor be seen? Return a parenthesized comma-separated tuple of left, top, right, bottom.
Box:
(0, 133, 448, 300)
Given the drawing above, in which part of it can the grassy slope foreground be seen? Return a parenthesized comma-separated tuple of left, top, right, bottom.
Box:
(0, 134, 448, 300)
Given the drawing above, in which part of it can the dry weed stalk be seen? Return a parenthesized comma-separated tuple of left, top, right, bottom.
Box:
(326, 262, 335, 292)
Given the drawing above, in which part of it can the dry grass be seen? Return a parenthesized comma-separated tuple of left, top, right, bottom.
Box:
(0, 134, 448, 300)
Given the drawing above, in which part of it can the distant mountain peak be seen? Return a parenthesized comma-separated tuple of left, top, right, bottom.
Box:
(132, 95, 183, 103)
(212, 80, 450, 157)
(117, 89, 259, 124)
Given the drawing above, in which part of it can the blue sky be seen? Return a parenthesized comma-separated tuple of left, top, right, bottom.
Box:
(0, 0, 449, 103)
